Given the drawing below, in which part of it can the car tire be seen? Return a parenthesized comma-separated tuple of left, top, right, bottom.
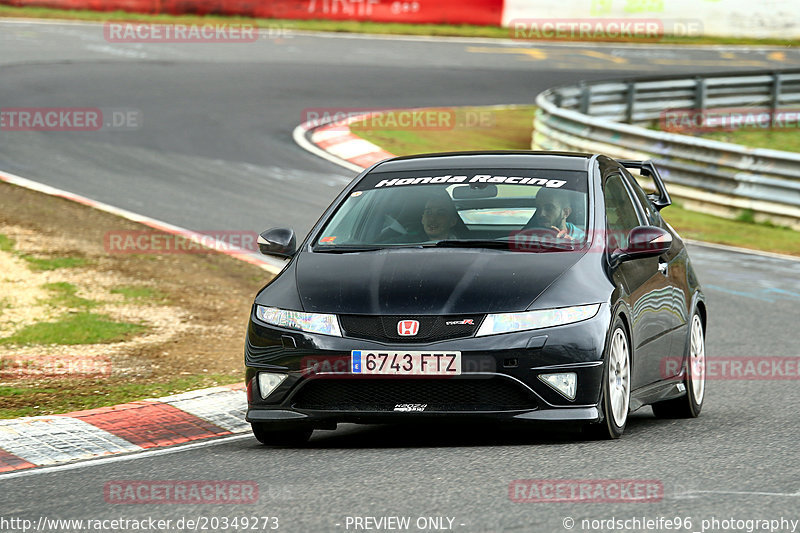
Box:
(251, 424, 312, 446)
(652, 312, 705, 419)
(588, 318, 631, 440)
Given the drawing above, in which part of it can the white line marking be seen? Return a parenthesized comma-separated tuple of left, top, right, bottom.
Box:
(0, 417, 141, 465)
(160, 389, 249, 433)
(0, 434, 252, 480)
(325, 138, 383, 160)
(292, 120, 364, 173)
(310, 129, 354, 143)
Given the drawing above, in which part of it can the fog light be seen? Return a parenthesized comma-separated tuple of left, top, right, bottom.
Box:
(258, 372, 287, 399)
(538, 372, 577, 400)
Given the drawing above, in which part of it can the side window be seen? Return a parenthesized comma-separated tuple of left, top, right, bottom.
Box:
(623, 171, 660, 226)
(604, 174, 641, 250)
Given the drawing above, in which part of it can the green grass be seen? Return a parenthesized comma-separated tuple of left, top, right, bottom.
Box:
(663, 202, 800, 254)
(0, 312, 144, 346)
(21, 255, 88, 271)
(0, 374, 241, 418)
(0, 385, 31, 397)
(353, 104, 800, 256)
(42, 282, 97, 309)
(0, 233, 88, 270)
(699, 129, 800, 153)
(352, 106, 537, 154)
(0, 233, 14, 252)
(110, 285, 167, 302)
(651, 118, 800, 152)
(0, 5, 797, 46)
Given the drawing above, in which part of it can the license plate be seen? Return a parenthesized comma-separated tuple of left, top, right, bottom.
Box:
(351, 351, 461, 376)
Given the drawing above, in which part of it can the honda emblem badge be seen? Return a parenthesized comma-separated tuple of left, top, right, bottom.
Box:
(397, 320, 419, 336)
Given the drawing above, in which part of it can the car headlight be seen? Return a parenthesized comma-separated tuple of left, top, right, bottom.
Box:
(255, 305, 342, 337)
(476, 304, 601, 336)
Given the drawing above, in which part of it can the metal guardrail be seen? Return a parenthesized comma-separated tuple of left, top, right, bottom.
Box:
(532, 69, 800, 230)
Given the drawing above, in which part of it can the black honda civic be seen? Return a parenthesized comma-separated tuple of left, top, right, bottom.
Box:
(245, 151, 707, 443)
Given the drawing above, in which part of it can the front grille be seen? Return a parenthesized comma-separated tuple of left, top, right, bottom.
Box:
(339, 315, 482, 342)
(291, 377, 537, 412)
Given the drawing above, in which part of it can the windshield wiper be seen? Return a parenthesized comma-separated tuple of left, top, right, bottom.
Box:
(314, 245, 385, 254)
(432, 239, 515, 250)
(433, 239, 577, 251)
(514, 240, 578, 251)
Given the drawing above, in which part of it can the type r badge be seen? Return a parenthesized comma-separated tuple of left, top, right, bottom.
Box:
(394, 404, 427, 412)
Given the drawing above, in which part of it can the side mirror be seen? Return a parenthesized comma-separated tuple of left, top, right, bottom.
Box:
(612, 226, 672, 264)
(257, 228, 296, 259)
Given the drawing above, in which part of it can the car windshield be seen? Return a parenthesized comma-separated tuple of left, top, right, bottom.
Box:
(314, 168, 589, 252)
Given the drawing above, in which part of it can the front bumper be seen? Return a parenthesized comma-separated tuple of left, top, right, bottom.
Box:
(244, 306, 610, 429)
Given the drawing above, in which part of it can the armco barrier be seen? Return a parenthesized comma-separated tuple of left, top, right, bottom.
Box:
(532, 70, 800, 230)
(0, 0, 503, 25)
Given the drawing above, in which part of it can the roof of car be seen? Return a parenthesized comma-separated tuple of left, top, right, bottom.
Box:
(372, 151, 596, 173)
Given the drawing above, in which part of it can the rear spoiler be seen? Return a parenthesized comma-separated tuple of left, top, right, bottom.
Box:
(618, 160, 672, 211)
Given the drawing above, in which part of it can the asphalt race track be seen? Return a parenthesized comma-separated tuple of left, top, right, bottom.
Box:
(1, 20, 800, 532)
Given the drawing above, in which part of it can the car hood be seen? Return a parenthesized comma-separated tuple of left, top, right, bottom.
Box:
(295, 248, 585, 315)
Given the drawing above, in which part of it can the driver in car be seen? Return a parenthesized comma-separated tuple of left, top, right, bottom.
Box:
(421, 195, 460, 241)
(526, 188, 585, 241)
